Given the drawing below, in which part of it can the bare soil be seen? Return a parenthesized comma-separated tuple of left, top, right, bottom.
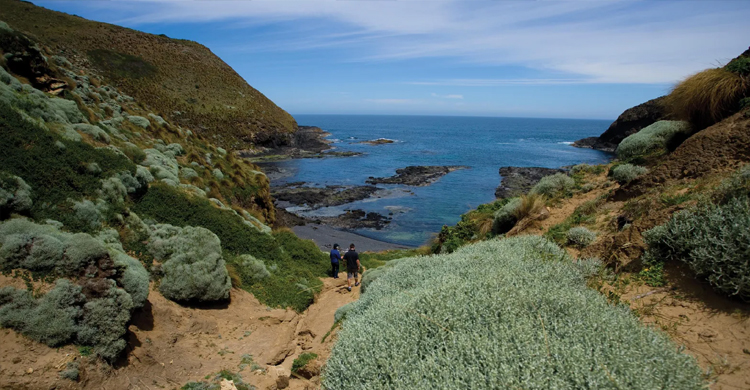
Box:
(0, 273, 360, 390)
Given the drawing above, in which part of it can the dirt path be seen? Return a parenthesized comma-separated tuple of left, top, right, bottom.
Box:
(0, 272, 360, 390)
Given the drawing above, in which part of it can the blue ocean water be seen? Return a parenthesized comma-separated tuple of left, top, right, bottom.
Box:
(265, 115, 612, 247)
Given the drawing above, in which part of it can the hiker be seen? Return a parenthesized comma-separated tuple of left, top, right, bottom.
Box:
(343, 243, 361, 292)
(330, 243, 341, 279)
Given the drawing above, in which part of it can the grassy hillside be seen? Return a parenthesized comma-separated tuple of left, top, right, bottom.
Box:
(0, 20, 327, 364)
(0, 0, 297, 150)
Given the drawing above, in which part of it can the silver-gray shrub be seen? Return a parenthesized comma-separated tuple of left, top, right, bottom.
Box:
(566, 226, 597, 247)
(126, 115, 150, 129)
(212, 168, 225, 180)
(0, 171, 32, 215)
(324, 236, 703, 390)
(148, 113, 167, 127)
(71, 198, 107, 230)
(141, 149, 179, 182)
(76, 283, 134, 361)
(530, 173, 575, 197)
(643, 196, 750, 300)
(236, 254, 270, 283)
(0, 279, 85, 347)
(611, 164, 648, 184)
(714, 164, 750, 203)
(74, 124, 110, 144)
(180, 167, 199, 180)
(99, 176, 128, 204)
(147, 224, 231, 302)
(492, 197, 521, 234)
(616, 120, 691, 160)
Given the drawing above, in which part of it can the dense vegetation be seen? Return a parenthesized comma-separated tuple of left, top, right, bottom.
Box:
(325, 236, 703, 389)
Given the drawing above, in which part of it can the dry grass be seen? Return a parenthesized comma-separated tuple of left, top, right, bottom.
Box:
(665, 68, 749, 129)
(514, 193, 546, 220)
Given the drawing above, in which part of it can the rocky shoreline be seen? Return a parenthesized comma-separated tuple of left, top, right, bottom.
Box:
(272, 183, 380, 209)
(240, 126, 362, 162)
(366, 165, 469, 186)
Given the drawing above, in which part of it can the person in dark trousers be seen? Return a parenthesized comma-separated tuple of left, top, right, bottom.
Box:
(343, 243, 361, 292)
(330, 244, 341, 279)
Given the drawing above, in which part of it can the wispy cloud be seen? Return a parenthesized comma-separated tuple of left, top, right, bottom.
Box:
(56, 0, 750, 84)
(431, 93, 464, 99)
(365, 99, 420, 105)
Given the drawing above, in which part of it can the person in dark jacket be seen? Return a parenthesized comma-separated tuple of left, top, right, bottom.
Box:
(343, 243, 361, 292)
(330, 244, 341, 279)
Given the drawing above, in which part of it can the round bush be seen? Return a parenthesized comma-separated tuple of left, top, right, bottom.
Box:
(529, 173, 574, 197)
(148, 224, 231, 302)
(0, 171, 32, 216)
(566, 226, 597, 247)
(324, 237, 703, 390)
(611, 164, 648, 185)
(616, 121, 691, 160)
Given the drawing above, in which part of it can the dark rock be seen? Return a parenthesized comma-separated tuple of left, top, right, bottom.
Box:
(366, 166, 468, 186)
(320, 209, 392, 230)
(272, 184, 380, 209)
(573, 96, 668, 152)
(495, 166, 566, 199)
(359, 138, 395, 145)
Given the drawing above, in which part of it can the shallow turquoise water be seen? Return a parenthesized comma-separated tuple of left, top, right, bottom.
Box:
(265, 115, 612, 247)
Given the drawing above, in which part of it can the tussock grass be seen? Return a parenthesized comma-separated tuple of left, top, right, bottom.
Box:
(665, 67, 749, 129)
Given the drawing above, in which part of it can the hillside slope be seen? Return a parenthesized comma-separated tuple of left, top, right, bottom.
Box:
(0, 0, 297, 150)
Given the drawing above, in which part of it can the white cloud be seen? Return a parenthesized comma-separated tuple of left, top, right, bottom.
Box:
(431, 93, 464, 99)
(85, 0, 750, 84)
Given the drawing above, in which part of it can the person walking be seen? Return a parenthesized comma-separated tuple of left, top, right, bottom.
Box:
(330, 244, 341, 279)
(343, 243, 361, 292)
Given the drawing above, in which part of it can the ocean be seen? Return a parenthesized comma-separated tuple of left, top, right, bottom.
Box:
(265, 115, 612, 247)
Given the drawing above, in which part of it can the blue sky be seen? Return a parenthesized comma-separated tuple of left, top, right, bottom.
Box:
(31, 0, 750, 119)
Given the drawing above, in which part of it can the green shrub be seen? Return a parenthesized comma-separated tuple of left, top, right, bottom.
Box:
(0, 99, 135, 224)
(611, 164, 648, 184)
(87, 49, 157, 80)
(292, 352, 318, 373)
(529, 173, 574, 198)
(142, 149, 179, 182)
(324, 237, 703, 389)
(566, 226, 597, 247)
(111, 250, 150, 308)
(148, 224, 231, 302)
(545, 198, 602, 245)
(127, 115, 150, 129)
(714, 164, 750, 204)
(74, 124, 110, 144)
(725, 56, 750, 76)
(616, 121, 691, 160)
(231, 254, 270, 286)
(643, 196, 750, 300)
(0, 171, 32, 217)
(59, 361, 80, 381)
(492, 197, 521, 234)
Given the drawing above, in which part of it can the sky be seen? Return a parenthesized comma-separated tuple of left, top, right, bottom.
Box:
(31, 0, 750, 120)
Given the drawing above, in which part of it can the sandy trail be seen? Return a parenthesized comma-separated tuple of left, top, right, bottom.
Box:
(0, 271, 360, 390)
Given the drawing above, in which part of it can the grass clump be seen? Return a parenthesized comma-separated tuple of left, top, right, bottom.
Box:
(0, 171, 32, 217)
(292, 352, 318, 373)
(566, 226, 597, 248)
(616, 121, 692, 161)
(324, 236, 703, 389)
(665, 67, 749, 129)
(529, 173, 574, 198)
(643, 196, 750, 300)
(492, 197, 521, 235)
(611, 164, 648, 185)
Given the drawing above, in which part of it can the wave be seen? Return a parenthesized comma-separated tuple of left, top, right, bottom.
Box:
(557, 141, 574, 145)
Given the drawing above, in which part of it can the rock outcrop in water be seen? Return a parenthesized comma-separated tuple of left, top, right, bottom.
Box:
(366, 166, 468, 186)
(573, 96, 668, 152)
(495, 166, 566, 198)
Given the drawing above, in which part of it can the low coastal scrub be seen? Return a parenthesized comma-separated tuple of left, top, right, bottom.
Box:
(134, 185, 328, 311)
(545, 197, 603, 245)
(665, 65, 750, 129)
(529, 172, 574, 198)
(324, 237, 703, 389)
(643, 195, 750, 300)
(492, 197, 521, 234)
(611, 164, 648, 184)
(148, 224, 231, 302)
(432, 198, 511, 254)
(566, 226, 597, 248)
(616, 121, 691, 161)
